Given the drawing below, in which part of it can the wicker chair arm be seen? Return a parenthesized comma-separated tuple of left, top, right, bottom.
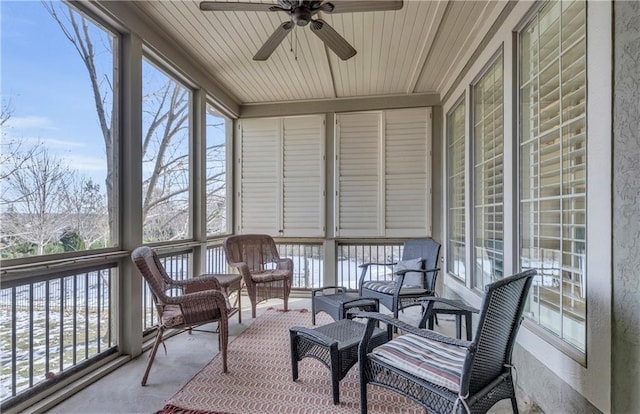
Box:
(354, 311, 473, 349)
(276, 257, 293, 272)
(290, 326, 338, 348)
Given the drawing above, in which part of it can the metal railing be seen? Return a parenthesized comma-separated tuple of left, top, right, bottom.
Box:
(205, 244, 229, 274)
(277, 242, 324, 289)
(204, 241, 324, 289)
(0, 264, 116, 404)
(336, 241, 403, 290)
(0, 239, 409, 408)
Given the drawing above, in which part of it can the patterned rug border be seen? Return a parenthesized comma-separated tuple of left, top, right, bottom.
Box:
(156, 307, 422, 414)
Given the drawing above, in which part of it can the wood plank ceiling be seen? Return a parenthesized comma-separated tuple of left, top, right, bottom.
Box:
(130, 0, 505, 105)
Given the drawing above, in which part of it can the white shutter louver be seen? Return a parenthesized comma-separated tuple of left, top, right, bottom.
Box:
(239, 118, 280, 234)
(282, 116, 325, 236)
(385, 108, 429, 236)
(239, 115, 325, 237)
(337, 113, 380, 237)
(336, 108, 431, 237)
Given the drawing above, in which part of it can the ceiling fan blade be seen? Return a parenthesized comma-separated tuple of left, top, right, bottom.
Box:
(253, 21, 294, 61)
(310, 19, 356, 60)
(322, 0, 403, 14)
(199, 2, 280, 12)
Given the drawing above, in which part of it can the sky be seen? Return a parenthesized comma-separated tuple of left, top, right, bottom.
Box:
(1, 0, 115, 187)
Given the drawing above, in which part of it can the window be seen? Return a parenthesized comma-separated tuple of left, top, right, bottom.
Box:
(141, 59, 192, 243)
(0, 2, 118, 259)
(472, 56, 504, 289)
(238, 115, 325, 237)
(205, 104, 230, 236)
(336, 108, 432, 237)
(519, 0, 586, 351)
(447, 100, 466, 280)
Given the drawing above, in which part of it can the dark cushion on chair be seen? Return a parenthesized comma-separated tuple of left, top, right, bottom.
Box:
(370, 333, 466, 393)
(396, 257, 424, 287)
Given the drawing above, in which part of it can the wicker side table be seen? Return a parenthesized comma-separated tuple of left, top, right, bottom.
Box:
(311, 286, 380, 325)
(204, 273, 242, 323)
(290, 319, 390, 404)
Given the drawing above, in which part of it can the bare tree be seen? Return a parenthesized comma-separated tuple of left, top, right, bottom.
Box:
(45, 2, 200, 243)
(0, 99, 40, 186)
(63, 177, 109, 249)
(141, 83, 190, 238)
(206, 142, 227, 234)
(43, 1, 116, 237)
(1, 150, 73, 256)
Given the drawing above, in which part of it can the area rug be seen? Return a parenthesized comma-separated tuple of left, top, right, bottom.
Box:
(157, 308, 424, 414)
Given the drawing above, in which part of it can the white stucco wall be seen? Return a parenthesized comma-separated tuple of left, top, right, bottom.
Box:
(613, 2, 640, 413)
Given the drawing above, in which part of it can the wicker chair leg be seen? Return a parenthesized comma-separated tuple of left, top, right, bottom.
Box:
(360, 372, 368, 414)
(219, 319, 229, 373)
(141, 326, 165, 386)
(510, 396, 519, 414)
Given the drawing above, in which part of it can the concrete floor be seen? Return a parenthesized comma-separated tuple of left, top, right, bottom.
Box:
(37, 297, 542, 414)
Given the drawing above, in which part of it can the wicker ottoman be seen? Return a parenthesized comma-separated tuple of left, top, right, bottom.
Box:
(289, 319, 390, 404)
(311, 286, 379, 325)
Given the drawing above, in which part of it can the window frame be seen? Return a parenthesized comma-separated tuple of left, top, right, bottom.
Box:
(0, 1, 122, 265)
(446, 95, 467, 281)
(516, 0, 588, 356)
(204, 100, 233, 238)
(469, 50, 505, 291)
(140, 52, 195, 244)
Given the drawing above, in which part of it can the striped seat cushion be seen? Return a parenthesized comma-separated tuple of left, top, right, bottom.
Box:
(362, 281, 428, 295)
(370, 333, 467, 393)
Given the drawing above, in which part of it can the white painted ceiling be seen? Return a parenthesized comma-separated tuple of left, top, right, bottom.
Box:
(130, 0, 506, 105)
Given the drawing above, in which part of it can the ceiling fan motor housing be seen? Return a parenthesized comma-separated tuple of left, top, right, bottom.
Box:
(292, 6, 312, 26)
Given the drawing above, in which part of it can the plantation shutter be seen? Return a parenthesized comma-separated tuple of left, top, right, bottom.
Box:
(385, 107, 430, 236)
(239, 118, 280, 234)
(336, 112, 381, 237)
(336, 108, 431, 237)
(239, 115, 325, 237)
(282, 116, 325, 237)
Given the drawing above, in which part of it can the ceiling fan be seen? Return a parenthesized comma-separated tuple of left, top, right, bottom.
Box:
(199, 0, 404, 61)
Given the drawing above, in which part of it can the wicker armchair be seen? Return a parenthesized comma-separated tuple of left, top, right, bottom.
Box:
(131, 246, 231, 386)
(358, 238, 441, 319)
(357, 269, 536, 414)
(223, 234, 293, 318)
